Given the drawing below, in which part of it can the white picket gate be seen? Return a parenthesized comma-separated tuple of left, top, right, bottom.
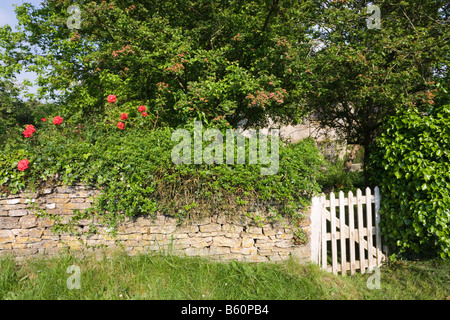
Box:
(310, 187, 385, 275)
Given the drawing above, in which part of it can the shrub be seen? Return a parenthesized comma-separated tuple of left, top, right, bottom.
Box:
(369, 104, 450, 258)
(0, 104, 323, 232)
(317, 158, 364, 194)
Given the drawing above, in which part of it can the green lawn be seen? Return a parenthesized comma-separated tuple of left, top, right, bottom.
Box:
(0, 252, 448, 300)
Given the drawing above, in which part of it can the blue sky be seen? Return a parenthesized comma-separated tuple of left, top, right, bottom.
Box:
(1, 0, 44, 99)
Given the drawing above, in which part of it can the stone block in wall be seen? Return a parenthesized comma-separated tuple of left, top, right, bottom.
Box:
(240, 231, 267, 240)
(221, 224, 243, 236)
(38, 218, 55, 228)
(41, 230, 59, 241)
(172, 233, 189, 239)
(142, 233, 166, 241)
(199, 223, 222, 233)
(209, 246, 231, 255)
(3, 204, 28, 210)
(176, 224, 200, 234)
(29, 229, 43, 238)
(0, 232, 14, 244)
(0, 217, 20, 229)
(230, 246, 257, 255)
(212, 236, 241, 248)
(255, 239, 274, 249)
(55, 187, 76, 194)
(9, 209, 29, 217)
(274, 239, 294, 248)
(3, 199, 21, 205)
(241, 237, 254, 248)
(147, 225, 177, 234)
(261, 226, 277, 237)
(258, 248, 274, 256)
(275, 233, 293, 240)
(0, 230, 13, 238)
(246, 226, 263, 234)
(184, 247, 209, 257)
(176, 236, 212, 248)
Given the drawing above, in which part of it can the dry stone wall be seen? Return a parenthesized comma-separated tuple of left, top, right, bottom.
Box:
(0, 185, 312, 263)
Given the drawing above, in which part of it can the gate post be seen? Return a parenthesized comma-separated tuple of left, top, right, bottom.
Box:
(310, 196, 321, 265)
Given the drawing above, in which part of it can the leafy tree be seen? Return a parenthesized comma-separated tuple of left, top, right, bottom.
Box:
(298, 0, 449, 184)
(1, 0, 320, 129)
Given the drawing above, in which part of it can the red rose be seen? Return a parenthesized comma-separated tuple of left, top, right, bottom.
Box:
(42, 118, 46, 122)
(53, 116, 63, 125)
(26, 124, 36, 133)
(117, 122, 125, 130)
(141, 112, 148, 117)
(120, 112, 128, 120)
(23, 129, 33, 138)
(17, 159, 29, 171)
(138, 105, 146, 113)
(107, 95, 117, 103)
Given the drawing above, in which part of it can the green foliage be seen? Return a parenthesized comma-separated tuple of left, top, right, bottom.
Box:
(299, 0, 448, 159)
(317, 159, 364, 194)
(1, 0, 317, 128)
(0, 114, 322, 231)
(369, 103, 450, 259)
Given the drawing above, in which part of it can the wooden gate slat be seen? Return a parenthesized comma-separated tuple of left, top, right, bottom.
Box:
(366, 187, 373, 272)
(339, 191, 347, 275)
(320, 194, 327, 272)
(330, 192, 338, 275)
(348, 191, 356, 275)
(356, 189, 365, 274)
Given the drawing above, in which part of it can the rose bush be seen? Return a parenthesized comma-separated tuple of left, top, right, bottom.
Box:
(1, 94, 322, 236)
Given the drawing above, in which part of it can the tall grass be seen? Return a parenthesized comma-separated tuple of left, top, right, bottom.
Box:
(0, 252, 448, 300)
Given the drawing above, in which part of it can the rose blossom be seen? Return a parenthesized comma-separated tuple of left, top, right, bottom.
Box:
(26, 124, 36, 133)
(53, 116, 63, 125)
(117, 122, 125, 130)
(17, 159, 29, 171)
(42, 118, 46, 122)
(141, 112, 148, 117)
(138, 105, 146, 113)
(107, 95, 117, 103)
(23, 129, 33, 138)
(120, 112, 128, 120)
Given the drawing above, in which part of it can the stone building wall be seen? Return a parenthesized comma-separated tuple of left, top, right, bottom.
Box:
(0, 185, 312, 263)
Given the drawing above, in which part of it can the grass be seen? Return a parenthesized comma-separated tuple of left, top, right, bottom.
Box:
(0, 252, 448, 300)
